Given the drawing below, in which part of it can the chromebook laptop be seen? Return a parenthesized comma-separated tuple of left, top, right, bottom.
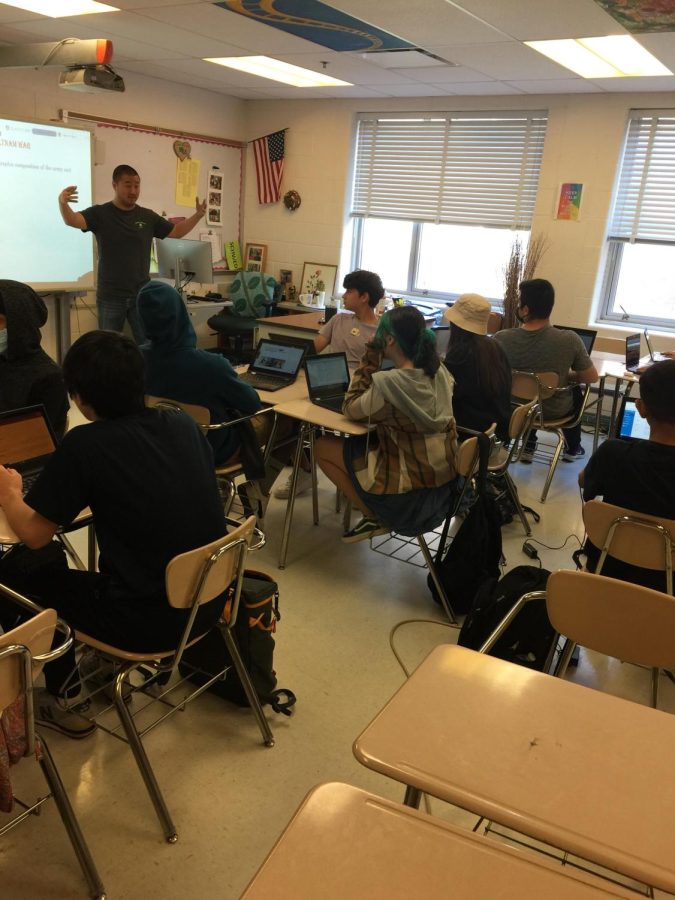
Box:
(0, 405, 58, 495)
(554, 325, 597, 355)
(305, 352, 351, 413)
(239, 339, 306, 392)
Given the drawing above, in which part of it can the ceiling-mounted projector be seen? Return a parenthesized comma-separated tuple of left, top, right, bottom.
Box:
(59, 65, 125, 93)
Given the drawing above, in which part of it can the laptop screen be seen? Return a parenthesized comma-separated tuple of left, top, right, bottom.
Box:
(0, 406, 57, 473)
(618, 398, 650, 441)
(251, 340, 305, 377)
(554, 325, 597, 355)
(305, 353, 350, 392)
(625, 333, 641, 370)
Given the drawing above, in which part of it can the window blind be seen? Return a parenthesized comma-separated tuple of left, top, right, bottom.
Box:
(351, 111, 547, 229)
(609, 112, 675, 243)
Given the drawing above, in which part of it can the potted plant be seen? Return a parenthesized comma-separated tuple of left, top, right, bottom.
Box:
(502, 233, 550, 330)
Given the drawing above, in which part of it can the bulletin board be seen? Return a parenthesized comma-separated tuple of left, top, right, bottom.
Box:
(67, 113, 243, 264)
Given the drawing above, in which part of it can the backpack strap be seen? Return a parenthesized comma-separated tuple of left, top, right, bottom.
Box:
(269, 689, 296, 716)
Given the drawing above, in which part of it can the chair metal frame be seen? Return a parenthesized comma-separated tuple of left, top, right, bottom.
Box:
(580, 499, 675, 706)
(0, 597, 106, 899)
(487, 400, 538, 536)
(67, 517, 273, 843)
(512, 370, 592, 502)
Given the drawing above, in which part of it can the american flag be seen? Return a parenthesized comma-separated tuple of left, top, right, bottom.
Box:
(252, 129, 285, 204)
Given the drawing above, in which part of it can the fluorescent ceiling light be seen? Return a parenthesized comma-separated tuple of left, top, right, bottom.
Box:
(0, 0, 118, 14)
(526, 36, 671, 78)
(204, 56, 352, 88)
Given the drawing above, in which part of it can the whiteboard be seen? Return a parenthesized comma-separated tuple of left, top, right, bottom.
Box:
(91, 123, 241, 253)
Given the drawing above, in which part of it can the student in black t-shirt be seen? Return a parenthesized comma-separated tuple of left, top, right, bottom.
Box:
(580, 359, 675, 590)
(0, 331, 227, 738)
(58, 164, 207, 343)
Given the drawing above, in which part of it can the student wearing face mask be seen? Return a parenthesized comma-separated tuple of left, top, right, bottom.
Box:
(0, 280, 69, 438)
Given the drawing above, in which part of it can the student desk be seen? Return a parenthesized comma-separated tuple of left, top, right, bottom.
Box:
(353, 644, 675, 894)
(271, 398, 369, 569)
(242, 782, 634, 900)
(591, 352, 639, 452)
(0, 508, 96, 571)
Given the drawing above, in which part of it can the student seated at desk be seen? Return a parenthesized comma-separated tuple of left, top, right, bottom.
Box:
(579, 359, 675, 592)
(314, 269, 383, 367)
(443, 293, 511, 442)
(138, 280, 264, 465)
(0, 280, 69, 438)
(315, 307, 458, 544)
(0, 331, 227, 739)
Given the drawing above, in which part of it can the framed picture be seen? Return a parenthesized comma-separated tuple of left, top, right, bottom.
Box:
(301, 262, 338, 297)
(209, 172, 223, 191)
(244, 242, 267, 272)
(280, 268, 293, 284)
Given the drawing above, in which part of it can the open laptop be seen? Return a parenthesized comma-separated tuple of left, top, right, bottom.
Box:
(625, 332, 660, 374)
(554, 325, 597, 355)
(239, 338, 306, 392)
(643, 329, 669, 366)
(0, 405, 58, 495)
(617, 395, 650, 441)
(267, 333, 316, 366)
(432, 325, 450, 359)
(305, 352, 351, 413)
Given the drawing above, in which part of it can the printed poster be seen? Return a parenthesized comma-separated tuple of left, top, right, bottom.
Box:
(556, 182, 583, 221)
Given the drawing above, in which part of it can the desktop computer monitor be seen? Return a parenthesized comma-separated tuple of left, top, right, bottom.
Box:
(156, 237, 213, 291)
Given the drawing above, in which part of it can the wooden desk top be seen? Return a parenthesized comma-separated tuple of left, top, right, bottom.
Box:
(258, 311, 325, 333)
(592, 350, 638, 381)
(273, 398, 369, 435)
(242, 782, 633, 899)
(234, 368, 310, 405)
(354, 644, 675, 893)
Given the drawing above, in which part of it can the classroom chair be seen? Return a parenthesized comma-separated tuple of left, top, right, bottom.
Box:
(487, 400, 538, 535)
(0, 604, 105, 899)
(207, 272, 278, 363)
(511, 370, 592, 502)
(70, 517, 273, 843)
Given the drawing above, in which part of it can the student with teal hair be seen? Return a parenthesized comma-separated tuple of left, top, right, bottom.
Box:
(315, 306, 458, 543)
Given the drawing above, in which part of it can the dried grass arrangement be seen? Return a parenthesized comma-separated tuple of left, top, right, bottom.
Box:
(502, 233, 550, 330)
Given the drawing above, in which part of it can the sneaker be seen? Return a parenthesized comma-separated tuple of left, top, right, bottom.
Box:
(342, 517, 389, 544)
(562, 445, 586, 463)
(273, 468, 312, 500)
(519, 442, 537, 464)
(35, 688, 96, 740)
(78, 650, 133, 704)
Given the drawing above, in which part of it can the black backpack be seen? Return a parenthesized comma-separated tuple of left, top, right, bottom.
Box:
(179, 570, 295, 715)
(428, 433, 503, 614)
(458, 565, 555, 671)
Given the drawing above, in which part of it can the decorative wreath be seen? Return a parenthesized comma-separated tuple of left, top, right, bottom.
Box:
(283, 190, 301, 211)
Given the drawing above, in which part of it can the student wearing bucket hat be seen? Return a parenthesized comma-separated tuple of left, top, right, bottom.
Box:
(443, 293, 511, 442)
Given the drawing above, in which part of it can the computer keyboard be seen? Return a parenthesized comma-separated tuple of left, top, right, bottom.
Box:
(240, 373, 287, 391)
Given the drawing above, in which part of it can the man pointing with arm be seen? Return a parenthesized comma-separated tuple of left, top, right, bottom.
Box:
(59, 164, 206, 343)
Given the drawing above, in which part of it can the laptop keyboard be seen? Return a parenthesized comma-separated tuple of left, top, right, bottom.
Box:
(21, 472, 40, 496)
(240, 373, 288, 391)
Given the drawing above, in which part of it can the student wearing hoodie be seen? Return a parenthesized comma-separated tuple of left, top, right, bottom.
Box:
(137, 280, 262, 466)
(315, 306, 458, 543)
(0, 280, 69, 438)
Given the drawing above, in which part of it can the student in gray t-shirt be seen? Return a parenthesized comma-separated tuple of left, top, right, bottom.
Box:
(315, 269, 383, 367)
(494, 278, 598, 461)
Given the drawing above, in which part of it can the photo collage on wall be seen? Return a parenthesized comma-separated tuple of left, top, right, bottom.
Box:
(208, 165, 223, 225)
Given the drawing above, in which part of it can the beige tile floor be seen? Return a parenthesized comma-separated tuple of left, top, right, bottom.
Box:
(2, 425, 673, 899)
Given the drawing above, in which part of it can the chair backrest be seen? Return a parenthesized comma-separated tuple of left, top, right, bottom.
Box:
(165, 516, 256, 609)
(583, 499, 675, 579)
(508, 400, 537, 442)
(229, 272, 277, 318)
(456, 436, 480, 478)
(146, 395, 210, 428)
(487, 311, 503, 334)
(546, 570, 675, 670)
(0, 608, 56, 712)
(511, 370, 559, 402)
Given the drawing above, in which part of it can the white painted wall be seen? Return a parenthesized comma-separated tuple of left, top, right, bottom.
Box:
(243, 92, 675, 350)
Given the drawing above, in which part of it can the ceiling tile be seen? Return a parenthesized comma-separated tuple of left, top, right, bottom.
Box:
(396, 63, 496, 83)
(444, 80, 524, 95)
(437, 40, 578, 79)
(506, 77, 605, 93)
(269, 51, 418, 85)
(633, 33, 675, 72)
(373, 83, 449, 97)
(449, 0, 623, 41)
(587, 74, 675, 91)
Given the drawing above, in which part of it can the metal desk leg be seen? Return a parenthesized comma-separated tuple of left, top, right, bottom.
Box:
(278, 422, 310, 569)
(593, 374, 606, 453)
(608, 378, 623, 439)
(309, 426, 319, 526)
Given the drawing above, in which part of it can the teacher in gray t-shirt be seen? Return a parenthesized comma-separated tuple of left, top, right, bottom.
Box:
(58, 164, 206, 343)
(315, 269, 383, 367)
(494, 278, 598, 462)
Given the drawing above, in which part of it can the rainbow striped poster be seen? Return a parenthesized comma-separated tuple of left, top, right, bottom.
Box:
(556, 183, 583, 220)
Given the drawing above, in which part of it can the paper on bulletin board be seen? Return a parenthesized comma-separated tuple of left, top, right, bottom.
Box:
(176, 158, 200, 206)
(199, 229, 225, 269)
(556, 182, 583, 221)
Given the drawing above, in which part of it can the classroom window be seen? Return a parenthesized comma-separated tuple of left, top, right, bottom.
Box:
(600, 112, 675, 329)
(350, 111, 547, 303)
